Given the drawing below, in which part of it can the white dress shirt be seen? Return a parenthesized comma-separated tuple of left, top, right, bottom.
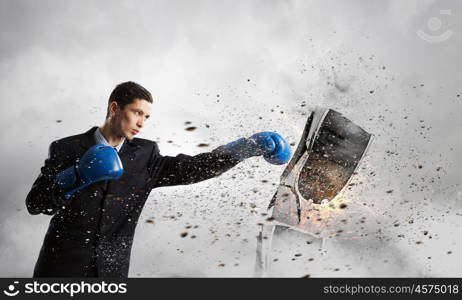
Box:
(94, 127, 125, 152)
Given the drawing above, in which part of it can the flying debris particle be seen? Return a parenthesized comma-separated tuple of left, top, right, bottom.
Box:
(184, 121, 192, 125)
(447, 251, 452, 254)
(294, 253, 302, 257)
(191, 235, 196, 239)
(416, 241, 423, 245)
(197, 143, 209, 148)
(418, 165, 423, 169)
(339, 203, 347, 209)
(301, 274, 311, 278)
(180, 232, 188, 238)
(369, 90, 375, 94)
(167, 140, 173, 143)
(145, 219, 155, 224)
(386, 190, 393, 194)
(205, 124, 210, 128)
(334, 82, 349, 93)
(266, 217, 275, 222)
(185, 126, 197, 131)
(56, 120, 62, 123)
(247, 79, 251, 82)
(218, 263, 225, 267)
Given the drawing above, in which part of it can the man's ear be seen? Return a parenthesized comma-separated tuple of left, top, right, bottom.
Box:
(109, 101, 119, 117)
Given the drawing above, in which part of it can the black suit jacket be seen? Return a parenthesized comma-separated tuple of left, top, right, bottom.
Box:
(26, 126, 241, 277)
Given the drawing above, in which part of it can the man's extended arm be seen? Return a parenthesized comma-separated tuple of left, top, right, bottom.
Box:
(147, 143, 241, 188)
(147, 132, 292, 188)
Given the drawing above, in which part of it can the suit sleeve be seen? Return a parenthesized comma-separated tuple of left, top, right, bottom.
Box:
(147, 143, 242, 189)
(25, 141, 71, 215)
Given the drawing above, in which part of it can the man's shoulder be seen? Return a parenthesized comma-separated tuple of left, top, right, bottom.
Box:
(50, 133, 84, 148)
(127, 138, 161, 159)
(57, 133, 85, 142)
(130, 137, 158, 149)
(48, 127, 97, 150)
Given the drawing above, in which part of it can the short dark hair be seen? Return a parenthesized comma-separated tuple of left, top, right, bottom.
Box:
(106, 81, 153, 118)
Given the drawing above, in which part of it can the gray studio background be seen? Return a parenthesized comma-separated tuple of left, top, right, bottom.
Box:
(0, 0, 461, 277)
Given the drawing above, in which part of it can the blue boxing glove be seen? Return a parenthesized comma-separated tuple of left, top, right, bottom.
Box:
(55, 144, 124, 200)
(221, 131, 292, 165)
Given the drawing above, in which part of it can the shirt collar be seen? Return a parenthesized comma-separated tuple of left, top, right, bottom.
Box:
(94, 127, 125, 152)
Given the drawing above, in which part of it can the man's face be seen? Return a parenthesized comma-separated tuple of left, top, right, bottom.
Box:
(112, 98, 152, 140)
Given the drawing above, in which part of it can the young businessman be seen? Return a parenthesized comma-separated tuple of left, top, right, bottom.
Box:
(26, 81, 291, 277)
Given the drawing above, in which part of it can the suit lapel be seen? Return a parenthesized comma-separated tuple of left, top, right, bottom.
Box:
(79, 126, 98, 151)
(118, 140, 139, 161)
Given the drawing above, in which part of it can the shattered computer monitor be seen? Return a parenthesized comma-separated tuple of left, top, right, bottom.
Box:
(269, 107, 373, 232)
